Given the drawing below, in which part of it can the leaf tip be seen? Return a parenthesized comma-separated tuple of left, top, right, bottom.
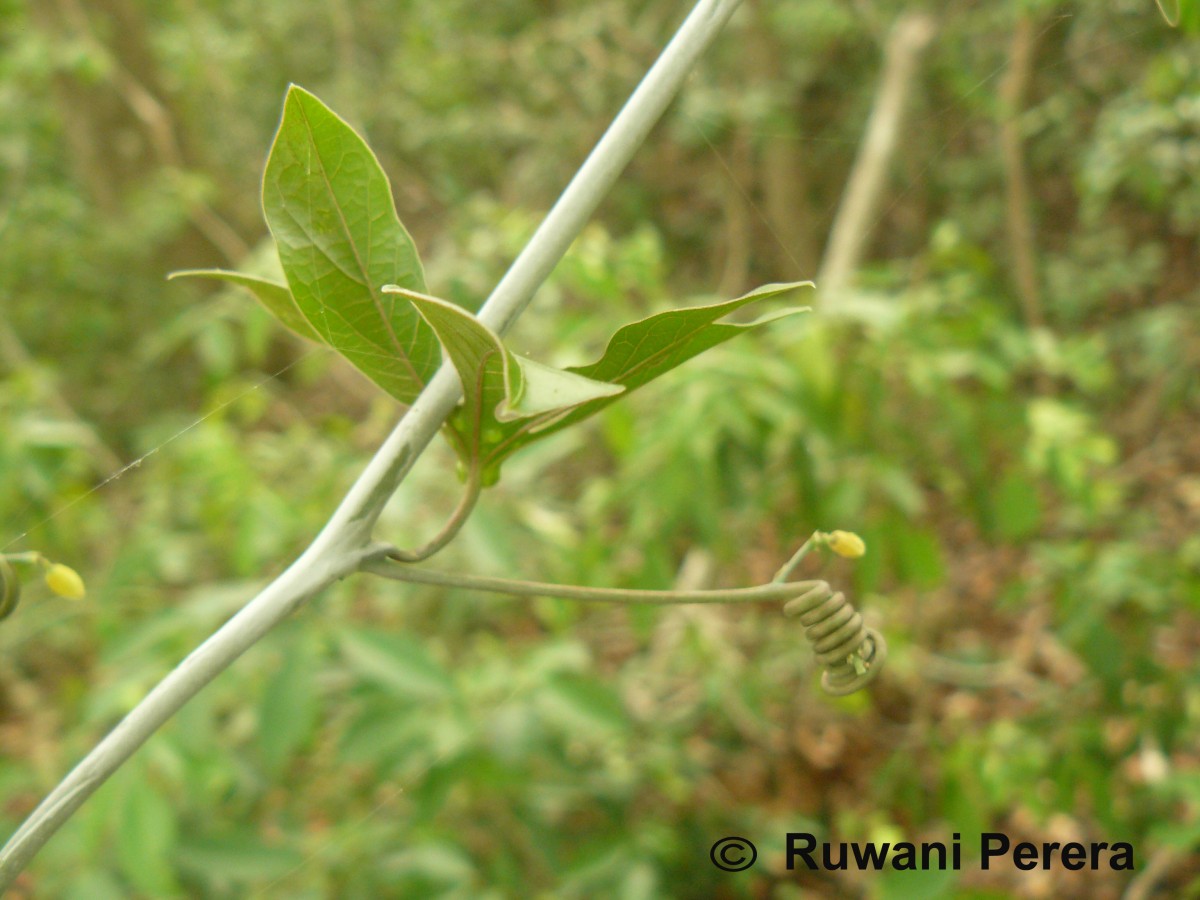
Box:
(777, 280, 816, 293)
(280, 84, 324, 119)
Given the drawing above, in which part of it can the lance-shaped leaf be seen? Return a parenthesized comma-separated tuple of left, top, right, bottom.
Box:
(478, 281, 812, 478)
(262, 85, 438, 404)
(381, 286, 624, 468)
(167, 269, 325, 343)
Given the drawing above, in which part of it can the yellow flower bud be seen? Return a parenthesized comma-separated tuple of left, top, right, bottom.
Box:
(45, 563, 86, 600)
(826, 530, 866, 559)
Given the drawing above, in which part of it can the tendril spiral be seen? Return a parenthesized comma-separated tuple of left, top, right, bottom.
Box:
(783, 581, 886, 696)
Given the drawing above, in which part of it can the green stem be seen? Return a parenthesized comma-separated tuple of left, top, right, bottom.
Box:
(362, 550, 889, 698)
(362, 556, 816, 606)
(386, 465, 482, 563)
(772, 536, 816, 582)
(0, 552, 47, 569)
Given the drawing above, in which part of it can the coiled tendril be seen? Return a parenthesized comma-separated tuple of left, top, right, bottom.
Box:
(783, 581, 887, 696)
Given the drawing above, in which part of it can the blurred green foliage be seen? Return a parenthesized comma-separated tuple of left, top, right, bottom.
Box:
(1, 1, 1198, 897)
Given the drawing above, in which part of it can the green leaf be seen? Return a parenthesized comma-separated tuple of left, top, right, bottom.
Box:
(337, 627, 455, 701)
(480, 281, 811, 479)
(991, 469, 1043, 542)
(383, 286, 624, 466)
(117, 774, 179, 896)
(1154, 0, 1180, 26)
(894, 526, 946, 590)
(1182, 0, 1200, 30)
(258, 639, 321, 773)
(262, 85, 438, 404)
(538, 674, 630, 736)
(174, 837, 307, 884)
(168, 268, 325, 343)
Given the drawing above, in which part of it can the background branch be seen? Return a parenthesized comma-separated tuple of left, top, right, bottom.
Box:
(58, 0, 250, 264)
(817, 12, 936, 305)
(999, 14, 1046, 333)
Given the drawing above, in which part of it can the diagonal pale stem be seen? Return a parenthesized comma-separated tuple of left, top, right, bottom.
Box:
(0, 0, 746, 888)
